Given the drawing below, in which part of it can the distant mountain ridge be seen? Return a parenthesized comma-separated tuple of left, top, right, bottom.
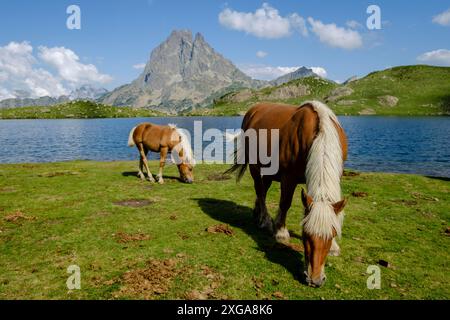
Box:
(0, 85, 108, 109)
(269, 67, 316, 86)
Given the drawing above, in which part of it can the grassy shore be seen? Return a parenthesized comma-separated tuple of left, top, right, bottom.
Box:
(0, 101, 164, 119)
(0, 161, 448, 299)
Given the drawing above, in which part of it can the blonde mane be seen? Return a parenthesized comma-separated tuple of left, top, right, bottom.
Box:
(171, 126, 195, 166)
(301, 101, 344, 240)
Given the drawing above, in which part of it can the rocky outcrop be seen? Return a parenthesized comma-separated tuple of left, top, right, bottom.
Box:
(378, 95, 399, 107)
(264, 84, 310, 100)
(325, 86, 354, 102)
(359, 108, 376, 115)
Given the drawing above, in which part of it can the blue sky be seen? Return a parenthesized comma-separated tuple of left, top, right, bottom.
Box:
(0, 0, 449, 98)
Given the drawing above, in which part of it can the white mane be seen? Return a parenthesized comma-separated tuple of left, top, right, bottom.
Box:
(171, 127, 195, 166)
(301, 101, 344, 240)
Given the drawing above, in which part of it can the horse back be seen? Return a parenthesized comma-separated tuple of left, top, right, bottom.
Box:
(133, 123, 178, 152)
(242, 102, 347, 180)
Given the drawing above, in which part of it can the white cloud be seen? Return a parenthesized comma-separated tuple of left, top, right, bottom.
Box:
(0, 88, 14, 101)
(346, 20, 363, 29)
(432, 8, 450, 26)
(239, 64, 299, 80)
(308, 17, 363, 50)
(218, 3, 308, 39)
(310, 67, 328, 78)
(38, 46, 112, 84)
(133, 63, 146, 70)
(417, 49, 450, 66)
(0, 41, 112, 100)
(256, 51, 268, 58)
(239, 64, 327, 80)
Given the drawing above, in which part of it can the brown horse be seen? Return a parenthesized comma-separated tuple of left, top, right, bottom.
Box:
(227, 101, 348, 287)
(128, 123, 195, 184)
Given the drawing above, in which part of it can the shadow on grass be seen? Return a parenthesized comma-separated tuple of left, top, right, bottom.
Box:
(425, 175, 450, 182)
(122, 171, 182, 182)
(194, 198, 306, 283)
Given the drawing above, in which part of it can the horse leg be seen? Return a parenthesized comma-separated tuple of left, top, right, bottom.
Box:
(157, 147, 168, 184)
(137, 157, 145, 180)
(274, 176, 296, 243)
(138, 143, 155, 183)
(250, 165, 273, 232)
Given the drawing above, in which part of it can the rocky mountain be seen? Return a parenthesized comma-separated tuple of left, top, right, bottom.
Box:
(101, 30, 264, 112)
(0, 85, 108, 109)
(270, 67, 316, 86)
(0, 96, 70, 109)
(69, 85, 109, 101)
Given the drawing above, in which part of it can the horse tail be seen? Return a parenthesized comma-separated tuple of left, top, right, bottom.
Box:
(128, 126, 137, 147)
(224, 130, 247, 182)
(303, 101, 344, 239)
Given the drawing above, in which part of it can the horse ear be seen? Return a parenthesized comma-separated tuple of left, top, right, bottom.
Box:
(301, 188, 313, 209)
(332, 198, 347, 215)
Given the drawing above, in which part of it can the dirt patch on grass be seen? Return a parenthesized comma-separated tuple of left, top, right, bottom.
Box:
(114, 258, 183, 299)
(352, 191, 369, 198)
(444, 227, 450, 236)
(206, 224, 234, 236)
(38, 171, 80, 178)
(185, 265, 225, 300)
(114, 232, 151, 243)
(207, 173, 232, 181)
(4, 211, 36, 223)
(411, 192, 439, 202)
(113, 199, 154, 207)
(0, 187, 17, 193)
(343, 171, 360, 177)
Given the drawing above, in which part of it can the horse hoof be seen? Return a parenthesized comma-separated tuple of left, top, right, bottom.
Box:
(158, 179, 164, 184)
(275, 228, 290, 244)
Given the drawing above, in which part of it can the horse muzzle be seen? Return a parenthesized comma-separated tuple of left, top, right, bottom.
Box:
(184, 178, 193, 184)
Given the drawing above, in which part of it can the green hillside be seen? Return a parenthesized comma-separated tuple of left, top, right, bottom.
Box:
(190, 65, 450, 116)
(0, 101, 164, 119)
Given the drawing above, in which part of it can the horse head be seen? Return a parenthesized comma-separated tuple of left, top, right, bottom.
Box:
(171, 128, 195, 184)
(301, 189, 347, 287)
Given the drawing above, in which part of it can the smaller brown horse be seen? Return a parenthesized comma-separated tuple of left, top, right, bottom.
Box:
(128, 123, 195, 184)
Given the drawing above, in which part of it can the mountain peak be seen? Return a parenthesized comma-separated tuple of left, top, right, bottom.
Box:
(102, 30, 260, 111)
(270, 67, 316, 86)
(169, 29, 192, 40)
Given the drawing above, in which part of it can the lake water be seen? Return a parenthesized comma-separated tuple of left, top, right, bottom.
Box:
(0, 116, 449, 177)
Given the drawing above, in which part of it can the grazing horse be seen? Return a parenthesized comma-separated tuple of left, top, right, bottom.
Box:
(127, 123, 195, 184)
(227, 101, 348, 287)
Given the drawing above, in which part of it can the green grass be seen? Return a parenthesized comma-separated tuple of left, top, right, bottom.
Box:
(192, 65, 450, 116)
(0, 101, 165, 119)
(0, 161, 449, 300)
